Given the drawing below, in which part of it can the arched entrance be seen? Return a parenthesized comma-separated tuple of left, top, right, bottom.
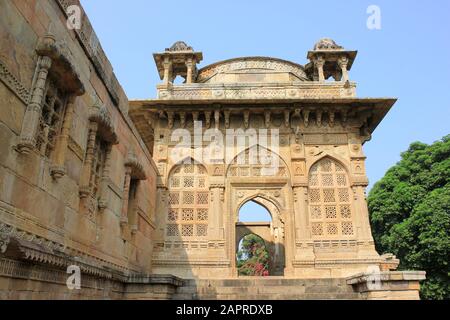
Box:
(226, 145, 291, 277)
(235, 199, 285, 276)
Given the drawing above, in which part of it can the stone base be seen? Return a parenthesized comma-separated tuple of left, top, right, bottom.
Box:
(0, 257, 182, 300)
(347, 271, 426, 300)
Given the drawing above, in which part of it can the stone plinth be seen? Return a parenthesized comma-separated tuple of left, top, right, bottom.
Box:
(347, 271, 426, 300)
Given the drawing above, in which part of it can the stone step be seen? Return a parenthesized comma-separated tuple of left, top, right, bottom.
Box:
(173, 277, 359, 300)
(173, 293, 360, 300)
(181, 278, 347, 287)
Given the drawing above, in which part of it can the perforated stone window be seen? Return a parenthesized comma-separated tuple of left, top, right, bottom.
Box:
(308, 158, 354, 238)
(167, 162, 209, 238)
(36, 80, 67, 158)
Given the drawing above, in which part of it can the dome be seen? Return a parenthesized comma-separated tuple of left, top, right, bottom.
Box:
(166, 41, 193, 52)
(197, 56, 310, 84)
(313, 38, 344, 51)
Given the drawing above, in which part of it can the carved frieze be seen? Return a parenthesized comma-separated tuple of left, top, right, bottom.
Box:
(304, 133, 348, 145)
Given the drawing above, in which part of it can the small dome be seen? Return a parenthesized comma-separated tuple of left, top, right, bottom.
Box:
(166, 41, 193, 52)
(313, 38, 343, 51)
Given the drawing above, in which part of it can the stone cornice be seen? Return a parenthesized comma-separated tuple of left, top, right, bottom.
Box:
(155, 82, 357, 100)
(0, 215, 132, 277)
(130, 98, 396, 136)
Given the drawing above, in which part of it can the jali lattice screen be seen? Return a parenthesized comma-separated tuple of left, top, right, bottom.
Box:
(167, 163, 209, 238)
(308, 158, 354, 238)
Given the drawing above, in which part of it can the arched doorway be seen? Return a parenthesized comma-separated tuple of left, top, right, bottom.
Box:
(235, 200, 284, 276)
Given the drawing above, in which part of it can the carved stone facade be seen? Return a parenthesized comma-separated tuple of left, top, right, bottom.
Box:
(129, 38, 401, 281)
(0, 1, 425, 300)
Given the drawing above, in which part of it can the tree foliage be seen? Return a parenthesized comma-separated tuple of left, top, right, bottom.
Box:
(368, 135, 450, 300)
(237, 234, 270, 276)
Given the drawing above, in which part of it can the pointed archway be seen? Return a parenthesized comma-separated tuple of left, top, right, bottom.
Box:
(235, 199, 285, 276)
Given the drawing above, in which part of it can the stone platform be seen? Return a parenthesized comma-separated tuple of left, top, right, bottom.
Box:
(172, 271, 425, 300)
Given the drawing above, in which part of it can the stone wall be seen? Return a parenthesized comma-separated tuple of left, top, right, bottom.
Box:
(0, 0, 159, 295)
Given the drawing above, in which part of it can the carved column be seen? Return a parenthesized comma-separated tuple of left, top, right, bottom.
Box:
(210, 187, 224, 239)
(17, 56, 53, 154)
(292, 186, 315, 262)
(98, 144, 113, 210)
(293, 186, 309, 239)
(79, 122, 98, 198)
(353, 185, 374, 242)
(50, 95, 77, 179)
(214, 110, 220, 130)
(204, 111, 212, 129)
(185, 58, 194, 84)
(155, 187, 168, 240)
(162, 58, 172, 85)
(338, 56, 349, 82)
(314, 56, 325, 83)
(121, 166, 133, 225)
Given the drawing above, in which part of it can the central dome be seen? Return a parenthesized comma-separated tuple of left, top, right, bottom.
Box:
(197, 57, 309, 84)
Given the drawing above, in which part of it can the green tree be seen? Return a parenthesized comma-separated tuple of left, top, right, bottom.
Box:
(237, 234, 270, 276)
(368, 135, 450, 300)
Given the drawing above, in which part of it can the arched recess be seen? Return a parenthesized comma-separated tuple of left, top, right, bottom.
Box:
(307, 156, 355, 239)
(226, 145, 290, 178)
(166, 159, 210, 240)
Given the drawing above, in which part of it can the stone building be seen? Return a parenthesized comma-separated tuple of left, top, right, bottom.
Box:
(0, 0, 424, 299)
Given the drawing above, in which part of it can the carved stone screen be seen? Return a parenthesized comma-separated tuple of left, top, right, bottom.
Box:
(308, 158, 354, 238)
(167, 163, 209, 238)
(37, 80, 67, 158)
(228, 147, 288, 178)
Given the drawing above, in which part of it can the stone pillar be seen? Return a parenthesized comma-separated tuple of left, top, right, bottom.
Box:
(214, 110, 220, 130)
(121, 166, 133, 225)
(155, 187, 168, 240)
(185, 58, 194, 84)
(162, 58, 172, 85)
(50, 96, 77, 179)
(293, 186, 309, 239)
(338, 56, 349, 82)
(292, 186, 315, 262)
(99, 144, 113, 210)
(210, 187, 224, 239)
(17, 56, 53, 154)
(79, 122, 98, 198)
(353, 185, 374, 242)
(314, 56, 325, 83)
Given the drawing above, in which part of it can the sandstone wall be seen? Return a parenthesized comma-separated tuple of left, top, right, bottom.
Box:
(0, 0, 158, 296)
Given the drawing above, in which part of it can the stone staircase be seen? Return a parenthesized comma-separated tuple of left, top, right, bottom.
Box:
(172, 277, 361, 300)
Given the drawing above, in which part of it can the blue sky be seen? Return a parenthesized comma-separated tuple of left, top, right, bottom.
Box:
(81, 0, 449, 212)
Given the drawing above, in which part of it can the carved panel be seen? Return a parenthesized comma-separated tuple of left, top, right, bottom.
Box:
(308, 158, 354, 238)
(304, 134, 348, 145)
(167, 163, 209, 239)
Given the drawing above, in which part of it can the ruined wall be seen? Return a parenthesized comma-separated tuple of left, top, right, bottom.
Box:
(0, 0, 159, 298)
